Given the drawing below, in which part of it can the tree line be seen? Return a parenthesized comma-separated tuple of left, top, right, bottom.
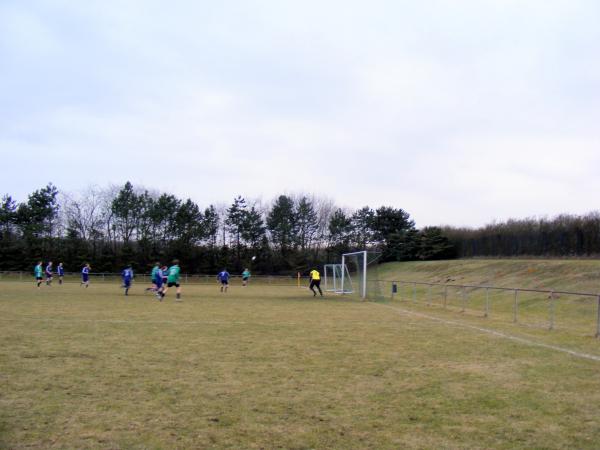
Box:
(0, 182, 455, 274)
(443, 213, 600, 258)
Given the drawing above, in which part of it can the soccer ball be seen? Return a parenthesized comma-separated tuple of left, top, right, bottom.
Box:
(251, 256, 256, 261)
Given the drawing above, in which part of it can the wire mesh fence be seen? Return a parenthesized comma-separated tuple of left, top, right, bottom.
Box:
(373, 279, 600, 338)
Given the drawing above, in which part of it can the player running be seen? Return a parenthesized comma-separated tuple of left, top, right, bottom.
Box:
(45, 261, 53, 286)
(160, 260, 181, 301)
(217, 269, 230, 292)
(34, 261, 43, 288)
(154, 265, 165, 301)
(146, 262, 161, 292)
(161, 266, 168, 287)
(81, 263, 91, 287)
(241, 268, 251, 287)
(57, 262, 65, 285)
(122, 265, 134, 296)
(309, 268, 323, 297)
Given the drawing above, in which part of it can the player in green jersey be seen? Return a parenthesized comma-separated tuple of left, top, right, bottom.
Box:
(146, 262, 161, 293)
(34, 261, 43, 288)
(242, 268, 251, 287)
(159, 259, 182, 301)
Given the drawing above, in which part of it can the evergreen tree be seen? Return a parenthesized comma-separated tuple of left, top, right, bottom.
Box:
(225, 196, 248, 263)
(241, 206, 266, 249)
(0, 195, 20, 269)
(0, 195, 17, 237)
(294, 196, 319, 251)
(417, 227, 456, 260)
(267, 195, 296, 258)
(16, 183, 60, 240)
(327, 208, 353, 256)
(111, 181, 142, 245)
(372, 206, 417, 261)
(350, 206, 375, 249)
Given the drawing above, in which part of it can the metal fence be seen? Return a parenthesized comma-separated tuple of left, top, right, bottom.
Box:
(370, 279, 600, 338)
(0, 271, 303, 286)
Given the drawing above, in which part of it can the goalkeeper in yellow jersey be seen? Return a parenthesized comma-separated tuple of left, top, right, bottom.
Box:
(309, 268, 323, 297)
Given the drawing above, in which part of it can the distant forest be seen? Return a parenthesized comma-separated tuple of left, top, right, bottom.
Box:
(1, 182, 598, 274)
(443, 214, 600, 258)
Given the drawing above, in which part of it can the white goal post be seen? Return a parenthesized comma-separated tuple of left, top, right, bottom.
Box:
(325, 250, 382, 300)
(342, 251, 368, 299)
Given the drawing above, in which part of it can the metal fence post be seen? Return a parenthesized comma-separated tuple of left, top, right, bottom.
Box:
(549, 291, 555, 330)
(513, 289, 518, 323)
(427, 284, 431, 306)
(484, 287, 490, 318)
(461, 287, 466, 313)
(412, 282, 416, 303)
(398, 282, 402, 301)
(596, 295, 600, 338)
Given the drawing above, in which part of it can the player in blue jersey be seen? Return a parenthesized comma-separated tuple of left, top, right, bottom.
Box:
(45, 261, 53, 286)
(154, 265, 165, 300)
(57, 262, 65, 285)
(161, 266, 168, 286)
(122, 265, 134, 296)
(81, 263, 91, 287)
(217, 269, 230, 293)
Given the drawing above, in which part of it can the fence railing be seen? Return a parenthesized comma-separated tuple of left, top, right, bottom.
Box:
(0, 271, 303, 286)
(371, 279, 600, 338)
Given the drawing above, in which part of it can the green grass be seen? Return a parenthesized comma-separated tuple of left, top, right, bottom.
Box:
(2, 277, 600, 449)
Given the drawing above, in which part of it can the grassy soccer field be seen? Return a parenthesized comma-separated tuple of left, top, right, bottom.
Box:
(2, 279, 600, 449)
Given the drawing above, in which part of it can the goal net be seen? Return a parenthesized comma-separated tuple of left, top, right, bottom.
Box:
(341, 250, 383, 300)
(323, 263, 353, 293)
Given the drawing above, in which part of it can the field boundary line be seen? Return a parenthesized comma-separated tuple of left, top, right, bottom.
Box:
(374, 303, 600, 363)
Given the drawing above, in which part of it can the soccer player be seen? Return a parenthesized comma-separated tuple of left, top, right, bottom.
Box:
(45, 261, 53, 286)
(154, 265, 165, 301)
(161, 259, 181, 301)
(122, 265, 134, 296)
(217, 268, 230, 292)
(241, 268, 251, 287)
(161, 266, 168, 287)
(309, 268, 323, 297)
(57, 262, 65, 285)
(81, 263, 91, 287)
(34, 261, 43, 288)
(146, 262, 160, 292)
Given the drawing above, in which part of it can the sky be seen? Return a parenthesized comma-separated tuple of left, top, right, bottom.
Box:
(1, 0, 600, 228)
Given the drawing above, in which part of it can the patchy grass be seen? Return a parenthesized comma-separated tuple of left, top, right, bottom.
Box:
(1, 279, 600, 448)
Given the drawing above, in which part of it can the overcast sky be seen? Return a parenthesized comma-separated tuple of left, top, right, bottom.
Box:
(1, 0, 599, 227)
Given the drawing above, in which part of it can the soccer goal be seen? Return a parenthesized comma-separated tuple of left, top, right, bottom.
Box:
(340, 250, 383, 300)
(323, 263, 353, 293)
